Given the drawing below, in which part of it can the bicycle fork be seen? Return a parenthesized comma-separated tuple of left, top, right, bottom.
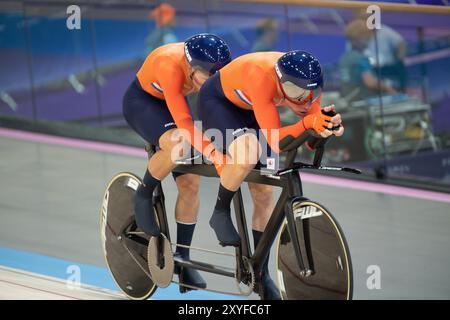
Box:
(284, 196, 315, 277)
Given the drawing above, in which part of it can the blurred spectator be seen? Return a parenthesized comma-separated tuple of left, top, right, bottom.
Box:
(251, 18, 278, 52)
(145, 3, 178, 55)
(354, 10, 407, 91)
(339, 19, 396, 103)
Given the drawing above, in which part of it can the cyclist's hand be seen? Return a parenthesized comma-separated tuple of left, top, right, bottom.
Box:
(209, 150, 229, 176)
(302, 107, 334, 138)
(323, 104, 345, 137)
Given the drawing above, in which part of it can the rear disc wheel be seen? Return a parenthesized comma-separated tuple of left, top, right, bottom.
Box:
(100, 172, 157, 300)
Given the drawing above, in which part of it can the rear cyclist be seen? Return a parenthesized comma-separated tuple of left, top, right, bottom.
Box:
(122, 34, 231, 292)
(197, 50, 344, 299)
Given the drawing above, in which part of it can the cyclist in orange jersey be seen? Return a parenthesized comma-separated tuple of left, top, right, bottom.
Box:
(197, 50, 344, 299)
(123, 34, 231, 292)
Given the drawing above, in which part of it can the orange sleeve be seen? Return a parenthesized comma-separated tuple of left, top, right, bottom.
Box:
(155, 56, 213, 156)
(247, 66, 311, 153)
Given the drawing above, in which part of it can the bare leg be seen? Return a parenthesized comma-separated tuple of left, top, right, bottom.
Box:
(148, 128, 185, 179)
(174, 174, 200, 223)
(248, 182, 274, 232)
(134, 128, 190, 235)
(209, 133, 262, 246)
(220, 133, 262, 191)
(173, 173, 205, 290)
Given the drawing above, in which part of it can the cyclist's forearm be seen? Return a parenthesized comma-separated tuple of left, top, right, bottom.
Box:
(164, 94, 214, 157)
(278, 122, 307, 146)
(173, 117, 214, 156)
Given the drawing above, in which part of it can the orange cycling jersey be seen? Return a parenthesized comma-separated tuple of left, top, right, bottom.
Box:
(136, 42, 213, 157)
(219, 52, 321, 153)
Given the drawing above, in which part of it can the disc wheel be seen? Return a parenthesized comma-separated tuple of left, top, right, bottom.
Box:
(275, 200, 352, 300)
(100, 172, 157, 300)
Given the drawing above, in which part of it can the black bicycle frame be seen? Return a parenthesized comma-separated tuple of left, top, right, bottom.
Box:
(168, 131, 327, 281)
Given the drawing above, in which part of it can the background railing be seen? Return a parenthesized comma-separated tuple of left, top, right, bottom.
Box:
(1, 0, 449, 188)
